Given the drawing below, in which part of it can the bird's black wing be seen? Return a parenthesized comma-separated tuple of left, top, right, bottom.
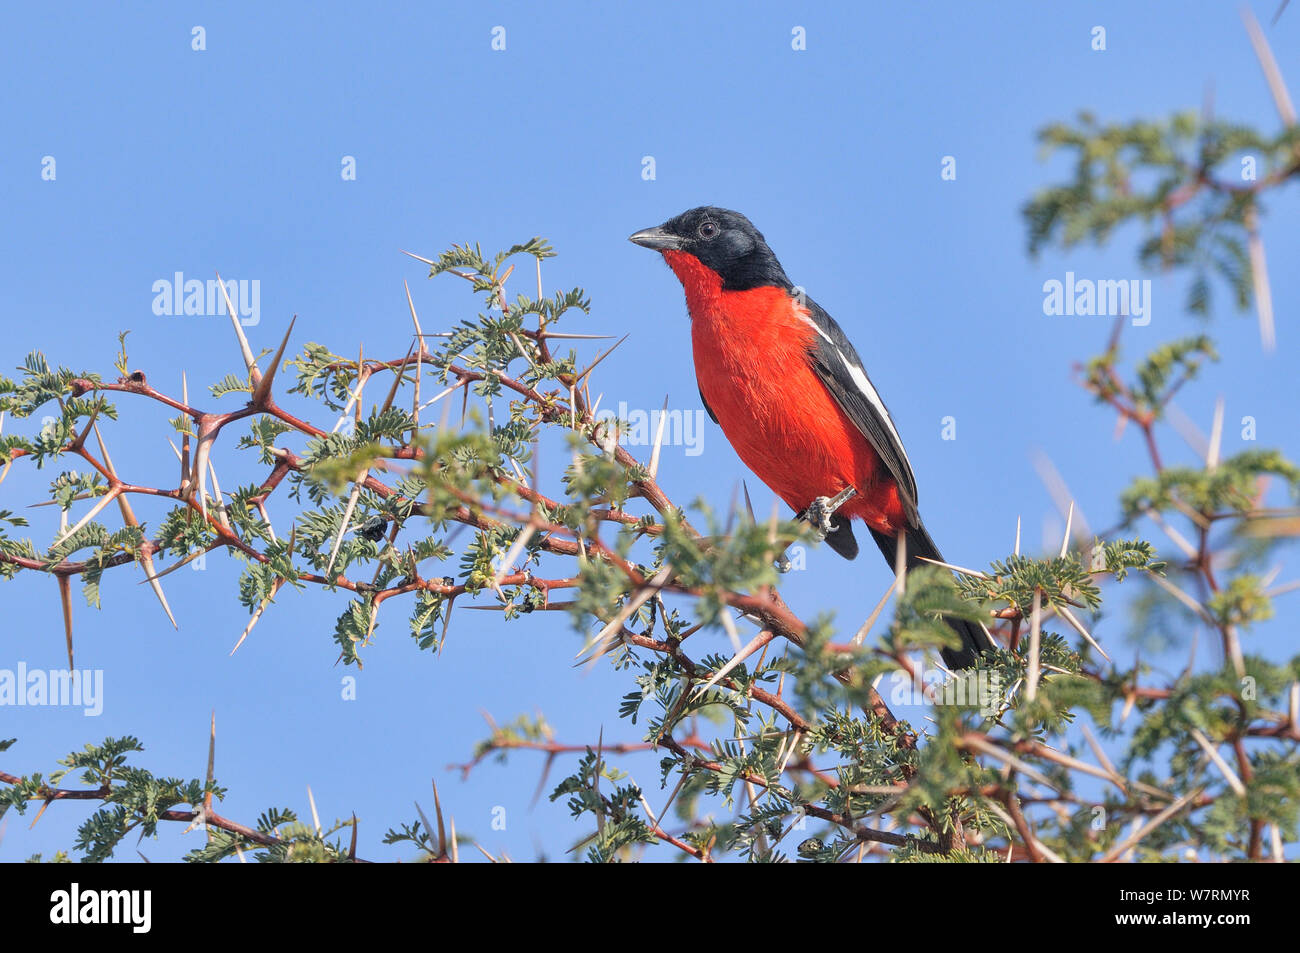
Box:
(801, 297, 994, 668)
(801, 296, 921, 528)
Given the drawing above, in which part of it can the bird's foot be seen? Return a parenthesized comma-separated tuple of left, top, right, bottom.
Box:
(805, 496, 839, 539)
(800, 486, 858, 540)
(778, 487, 857, 571)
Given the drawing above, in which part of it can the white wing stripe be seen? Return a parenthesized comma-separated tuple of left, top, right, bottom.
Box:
(836, 347, 914, 476)
(796, 311, 913, 476)
(797, 311, 835, 346)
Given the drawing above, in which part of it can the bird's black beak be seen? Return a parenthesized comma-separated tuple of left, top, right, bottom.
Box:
(628, 226, 682, 251)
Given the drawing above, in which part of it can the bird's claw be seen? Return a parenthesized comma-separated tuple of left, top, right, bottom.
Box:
(776, 487, 858, 571)
(800, 486, 857, 540)
(805, 496, 839, 539)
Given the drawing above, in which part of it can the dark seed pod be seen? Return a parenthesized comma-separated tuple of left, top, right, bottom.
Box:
(358, 516, 388, 542)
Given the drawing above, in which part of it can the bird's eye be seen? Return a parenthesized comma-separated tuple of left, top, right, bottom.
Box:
(697, 221, 718, 239)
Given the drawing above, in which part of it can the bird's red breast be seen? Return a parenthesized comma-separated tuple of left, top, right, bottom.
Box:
(663, 250, 906, 534)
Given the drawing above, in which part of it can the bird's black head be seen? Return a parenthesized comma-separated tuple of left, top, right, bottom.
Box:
(629, 207, 792, 291)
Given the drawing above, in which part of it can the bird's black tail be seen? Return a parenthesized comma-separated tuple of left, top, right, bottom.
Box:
(867, 523, 995, 670)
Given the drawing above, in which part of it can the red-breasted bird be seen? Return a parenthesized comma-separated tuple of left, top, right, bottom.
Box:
(630, 206, 995, 669)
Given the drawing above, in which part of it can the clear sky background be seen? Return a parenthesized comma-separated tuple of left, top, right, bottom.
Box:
(2, 1, 1298, 861)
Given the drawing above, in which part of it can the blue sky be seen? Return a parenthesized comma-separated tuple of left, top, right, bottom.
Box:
(2, 1, 1297, 861)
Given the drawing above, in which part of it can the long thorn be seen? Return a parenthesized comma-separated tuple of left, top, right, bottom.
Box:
(400, 249, 436, 266)
(852, 579, 897, 646)
(379, 341, 415, 416)
(1060, 501, 1074, 558)
(575, 334, 630, 383)
(692, 630, 775, 698)
(216, 272, 261, 383)
(648, 394, 669, 480)
(1056, 602, 1111, 661)
(140, 546, 211, 583)
(1189, 728, 1247, 796)
(325, 472, 367, 577)
(57, 575, 74, 669)
(432, 779, 448, 856)
(492, 524, 536, 589)
(230, 579, 285, 654)
(1206, 396, 1224, 470)
(180, 372, 192, 491)
(250, 315, 297, 407)
(1242, 5, 1297, 124)
(51, 487, 120, 548)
